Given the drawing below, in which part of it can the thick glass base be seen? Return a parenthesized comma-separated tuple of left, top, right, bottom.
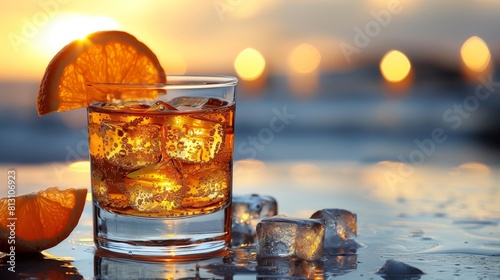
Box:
(93, 201, 231, 258)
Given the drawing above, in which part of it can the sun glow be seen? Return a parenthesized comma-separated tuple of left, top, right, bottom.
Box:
(162, 52, 187, 74)
(44, 14, 120, 55)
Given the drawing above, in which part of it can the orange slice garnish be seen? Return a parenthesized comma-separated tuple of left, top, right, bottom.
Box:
(0, 187, 87, 252)
(37, 30, 166, 116)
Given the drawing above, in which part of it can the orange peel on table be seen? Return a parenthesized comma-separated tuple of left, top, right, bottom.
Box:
(0, 187, 87, 253)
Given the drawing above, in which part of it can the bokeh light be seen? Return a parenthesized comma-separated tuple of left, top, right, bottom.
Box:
(234, 159, 266, 175)
(461, 36, 491, 73)
(288, 43, 322, 74)
(380, 50, 411, 83)
(234, 48, 266, 81)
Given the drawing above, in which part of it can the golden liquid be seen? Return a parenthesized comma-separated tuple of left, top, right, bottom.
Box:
(88, 100, 234, 217)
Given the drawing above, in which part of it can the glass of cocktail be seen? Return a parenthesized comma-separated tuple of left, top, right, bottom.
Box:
(87, 75, 237, 257)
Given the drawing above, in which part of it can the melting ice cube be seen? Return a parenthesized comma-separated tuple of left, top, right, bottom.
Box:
(124, 160, 186, 212)
(232, 194, 278, 246)
(169, 97, 229, 111)
(201, 98, 228, 108)
(256, 215, 325, 261)
(310, 209, 357, 252)
(93, 101, 152, 112)
(181, 163, 231, 209)
(168, 97, 208, 111)
(146, 101, 178, 112)
(164, 115, 224, 163)
(100, 120, 162, 169)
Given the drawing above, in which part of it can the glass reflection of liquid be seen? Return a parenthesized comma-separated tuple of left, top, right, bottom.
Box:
(94, 251, 233, 280)
(95, 248, 358, 279)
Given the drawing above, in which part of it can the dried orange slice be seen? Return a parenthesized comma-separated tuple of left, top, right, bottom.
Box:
(0, 187, 87, 252)
(37, 30, 166, 116)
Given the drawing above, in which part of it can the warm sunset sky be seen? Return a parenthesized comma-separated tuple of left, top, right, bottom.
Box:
(1, 0, 499, 81)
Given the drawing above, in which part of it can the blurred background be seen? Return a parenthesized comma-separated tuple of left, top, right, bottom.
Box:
(1, 0, 499, 167)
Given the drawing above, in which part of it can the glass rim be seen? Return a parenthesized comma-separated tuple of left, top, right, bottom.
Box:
(86, 75, 238, 90)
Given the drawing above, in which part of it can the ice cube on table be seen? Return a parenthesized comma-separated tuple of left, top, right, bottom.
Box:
(100, 120, 162, 169)
(164, 115, 224, 163)
(232, 194, 278, 246)
(124, 159, 186, 212)
(310, 209, 357, 252)
(256, 215, 325, 261)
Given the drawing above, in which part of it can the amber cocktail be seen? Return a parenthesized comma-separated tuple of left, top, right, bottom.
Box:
(87, 75, 237, 257)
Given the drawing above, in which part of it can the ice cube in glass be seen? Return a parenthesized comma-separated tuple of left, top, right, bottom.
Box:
(163, 115, 224, 163)
(100, 120, 162, 169)
(181, 162, 231, 210)
(124, 159, 185, 213)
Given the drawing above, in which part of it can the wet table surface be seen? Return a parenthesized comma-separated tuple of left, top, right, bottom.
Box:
(1, 160, 499, 279)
